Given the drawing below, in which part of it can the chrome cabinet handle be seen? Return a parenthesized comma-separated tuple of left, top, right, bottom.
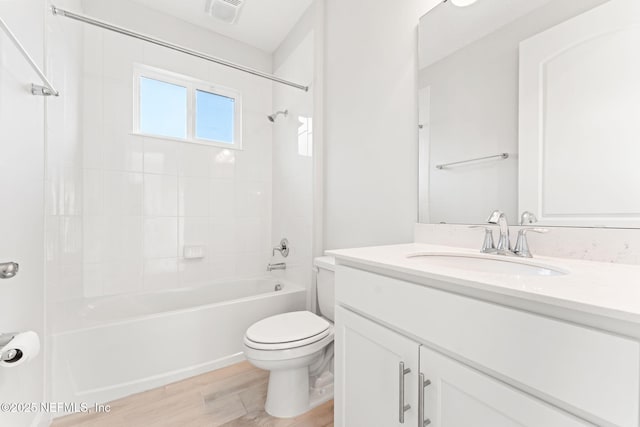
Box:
(0, 262, 19, 279)
(418, 373, 432, 427)
(399, 362, 411, 423)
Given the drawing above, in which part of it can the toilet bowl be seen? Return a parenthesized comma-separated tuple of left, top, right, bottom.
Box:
(243, 256, 335, 418)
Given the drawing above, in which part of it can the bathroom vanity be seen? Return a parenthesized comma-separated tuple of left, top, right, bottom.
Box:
(329, 243, 640, 427)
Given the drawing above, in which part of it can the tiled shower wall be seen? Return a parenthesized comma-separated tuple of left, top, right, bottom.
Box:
(80, 27, 273, 297)
(46, 1, 275, 304)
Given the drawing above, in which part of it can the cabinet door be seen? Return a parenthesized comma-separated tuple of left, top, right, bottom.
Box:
(335, 306, 419, 427)
(418, 346, 593, 427)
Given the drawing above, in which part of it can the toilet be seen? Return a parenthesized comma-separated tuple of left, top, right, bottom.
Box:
(243, 256, 335, 418)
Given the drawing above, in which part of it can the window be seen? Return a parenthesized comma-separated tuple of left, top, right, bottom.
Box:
(134, 65, 242, 149)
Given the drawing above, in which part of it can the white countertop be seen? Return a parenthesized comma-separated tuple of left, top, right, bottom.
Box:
(327, 243, 640, 325)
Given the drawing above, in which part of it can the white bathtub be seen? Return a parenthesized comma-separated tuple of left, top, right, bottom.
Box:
(50, 278, 306, 410)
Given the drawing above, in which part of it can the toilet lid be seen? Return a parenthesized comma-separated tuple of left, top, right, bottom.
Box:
(246, 311, 330, 344)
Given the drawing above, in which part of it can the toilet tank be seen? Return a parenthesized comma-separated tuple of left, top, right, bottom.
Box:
(314, 256, 335, 322)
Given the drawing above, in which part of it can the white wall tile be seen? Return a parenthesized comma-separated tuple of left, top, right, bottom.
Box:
(101, 261, 144, 295)
(102, 31, 144, 81)
(210, 255, 236, 279)
(210, 179, 235, 218)
(210, 218, 237, 256)
(178, 258, 212, 286)
(83, 263, 105, 298)
(103, 79, 132, 129)
(178, 143, 211, 177)
(144, 217, 178, 259)
(143, 258, 179, 291)
(179, 176, 210, 217)
(84, 216, 106, 264)
(143, 138, 178, 175)
(235, 181, 267, 219)
(73, 0, 275, 304)
(104, 216, 143, 262)
(211, 148, 236, 179)
(104, 171, 143, 216)
(103, 126, 144, 172)
(236, 218, 265, 253)
(234, 252, 267, 277)
(47, 167, 82, 215)
(83, 170, 104, 216)
(83, 26, 103, 76)
(58, 216, 83, 266)
(178, 217, 210, 257)
(144, 173, 178, 216)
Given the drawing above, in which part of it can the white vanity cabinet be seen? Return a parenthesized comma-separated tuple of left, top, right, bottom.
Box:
(334, 264, 640, 427)
(419, 345, 591, 427)
(335, 307, 591, 427)
(335, 306, 419, 427)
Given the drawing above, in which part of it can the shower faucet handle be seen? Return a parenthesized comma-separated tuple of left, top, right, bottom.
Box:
(272, 238, 289, 257)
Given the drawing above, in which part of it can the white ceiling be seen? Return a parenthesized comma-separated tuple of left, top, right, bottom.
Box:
(419, 0, 555, 69)
(128, 0, 314, 53)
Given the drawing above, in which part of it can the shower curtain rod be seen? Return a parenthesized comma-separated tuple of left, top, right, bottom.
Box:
(0, 15, 59, 96)
(51, 5, 309, 92)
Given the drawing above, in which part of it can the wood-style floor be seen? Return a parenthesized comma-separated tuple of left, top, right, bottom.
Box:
(52, 361, 334, 427)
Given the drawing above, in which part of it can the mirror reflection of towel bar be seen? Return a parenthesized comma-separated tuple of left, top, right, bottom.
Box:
(436, 153, 509, 170)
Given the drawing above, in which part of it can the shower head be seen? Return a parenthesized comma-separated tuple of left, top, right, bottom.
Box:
(268, 110, 288, 122)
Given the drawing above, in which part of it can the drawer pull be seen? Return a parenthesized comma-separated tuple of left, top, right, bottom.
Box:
(418, 373, 432, 427)
(399, 362, 411, 423)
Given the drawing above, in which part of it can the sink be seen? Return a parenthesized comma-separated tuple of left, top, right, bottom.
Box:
(406, 252, 568, 277)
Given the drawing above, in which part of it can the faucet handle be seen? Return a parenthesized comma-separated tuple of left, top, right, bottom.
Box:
(520, 211, 538, 225)
(469, 226, 496, 254)
(272, 238, 289, 257)
(514, 227, 549, 258)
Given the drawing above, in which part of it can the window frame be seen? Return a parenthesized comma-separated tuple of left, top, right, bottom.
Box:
(133, 64, 243, 150)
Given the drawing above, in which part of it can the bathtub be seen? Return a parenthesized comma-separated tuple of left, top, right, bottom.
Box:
(50, 277, 306, 410)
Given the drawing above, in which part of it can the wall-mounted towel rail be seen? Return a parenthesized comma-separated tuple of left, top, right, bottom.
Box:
(0, 15, 59, 96)
(436, 153, 509, 170)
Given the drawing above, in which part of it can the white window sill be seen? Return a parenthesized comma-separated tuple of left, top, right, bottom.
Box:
(130, 132, 242, 151)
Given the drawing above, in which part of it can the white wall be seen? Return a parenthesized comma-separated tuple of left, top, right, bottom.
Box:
(324, 0, 422, 249)
(0, 1, 46, 425)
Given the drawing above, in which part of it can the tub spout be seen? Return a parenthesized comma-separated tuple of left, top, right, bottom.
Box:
(267, 262, 286, 271)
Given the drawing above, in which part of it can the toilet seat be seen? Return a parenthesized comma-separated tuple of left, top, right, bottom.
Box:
(245, 311, 331, 350)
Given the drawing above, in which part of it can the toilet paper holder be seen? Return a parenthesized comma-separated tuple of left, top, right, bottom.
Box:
(0, 333, 22, 363)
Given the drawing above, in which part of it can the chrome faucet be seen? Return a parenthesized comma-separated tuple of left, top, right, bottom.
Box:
(272, 238, 289, 257)
(469, 226, 496, 253)
(267, 262, 286, 271)
(487, 210, 512, 254)
(520, 211, 538, 225)
(482, 210, 549, 258)
(513, 228, 549, 258)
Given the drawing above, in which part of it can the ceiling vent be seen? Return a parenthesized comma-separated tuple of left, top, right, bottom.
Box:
(205, 0, 245, 24)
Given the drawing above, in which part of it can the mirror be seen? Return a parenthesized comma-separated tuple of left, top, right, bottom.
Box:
(418, 0, 640, 227)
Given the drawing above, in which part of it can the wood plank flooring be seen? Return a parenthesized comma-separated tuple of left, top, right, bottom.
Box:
(52, 361, 334, 427)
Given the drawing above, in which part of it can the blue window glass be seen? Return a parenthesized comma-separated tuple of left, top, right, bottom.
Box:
(139, 77, 187, 139)
(196, 89, 235, 143)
